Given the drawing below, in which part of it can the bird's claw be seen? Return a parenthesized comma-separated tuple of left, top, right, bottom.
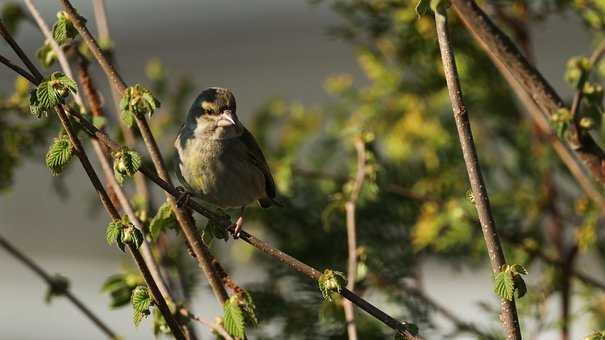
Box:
(175, 186, 191, 208)
(230, 216, 244, 239)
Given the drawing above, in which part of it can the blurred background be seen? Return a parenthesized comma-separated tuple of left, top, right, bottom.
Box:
(1, 0, 605, 339)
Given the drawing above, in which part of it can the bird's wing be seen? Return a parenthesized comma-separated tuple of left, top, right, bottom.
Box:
(240, 127, 277, 202)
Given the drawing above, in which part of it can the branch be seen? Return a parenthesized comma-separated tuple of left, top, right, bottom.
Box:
(63, 108, 420, 338)
(343, 137, 367, 340)
(434, 7, 522, 340)
(569, 41, 605, 122)
(0, 234, 118, 339)
(0, 53, 36, 83)
(58, 0, 229, 305)
(449, 0, 605, 184)
(0, 8, 421, 339)
(0, 22, 185, 340)
(178, 309, 234, 340)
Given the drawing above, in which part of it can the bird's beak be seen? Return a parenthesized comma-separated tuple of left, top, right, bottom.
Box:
(217, 110, 236, 127)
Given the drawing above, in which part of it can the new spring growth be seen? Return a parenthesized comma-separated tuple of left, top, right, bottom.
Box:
(318, 269, 347, 301)
(112, 148, 142, 184)
(106, 216, 143, 252)
(119, 84, 160, 126)
(223, 291, 258, 339)
(29, 72, 77, 118)
(494, 264, 528, 301)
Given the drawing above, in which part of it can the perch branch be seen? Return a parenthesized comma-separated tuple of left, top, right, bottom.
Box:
(58, 0, 229, 305)
(434, 7, 522, 340)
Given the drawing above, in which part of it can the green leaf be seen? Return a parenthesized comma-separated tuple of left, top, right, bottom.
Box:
(120, 84, 160, 118)
(131, 286, 152, 326)
(45, 274, 70, 304)
(494, 270, 515, 301)
(510, 264, 528, 276)
(224, 296, 246, 338)
(52, 11, 79, 45)
(121, 110, 134, 128)
(121, 226, 144, 249)
(318, 269, 347, 301)
(239, 290, 258, 327)
(152, 306, 170, 335)
(36, 42, 57, 68)
(513, 274, 527, 299)
(149, 201, 177, 241)
(45, 134, 73, 175)
(34, 72, 78, 112)
(106, 219, 123, 246)
(112, 149, 142, 184)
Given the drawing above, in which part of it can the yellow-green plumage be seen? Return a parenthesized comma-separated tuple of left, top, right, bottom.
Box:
(174, 87, 277, 209)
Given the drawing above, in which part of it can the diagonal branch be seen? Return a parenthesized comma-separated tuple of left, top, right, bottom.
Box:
(0, 21, 186, 340)
(57, 0, 229, 305)
(0, 9, 422, 340)
(449, 0, 605, 185)
(434, 6, 522, 340)
(0, 234, 118, 339)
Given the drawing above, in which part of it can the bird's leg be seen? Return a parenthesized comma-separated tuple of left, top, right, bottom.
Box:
(175, 186, 192, 208)
(231, 207, 245, 239)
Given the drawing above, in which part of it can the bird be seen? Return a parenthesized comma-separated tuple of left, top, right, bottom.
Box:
(174, 87, 279, 238)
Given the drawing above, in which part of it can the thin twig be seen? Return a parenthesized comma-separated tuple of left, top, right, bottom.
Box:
(569, 41, 605, 122)
(19, 4, 191, 336)
(0, 21, 185, 339)
(0, 53, 36, 83)
(0, 9, 421, 339)
(343, 137, 366, 340)
(449, 0, 605, 184)
(434, 7, 521, 340)
(90, 0, 151, 211)
(178, 309, 234, 340)
(0, 234, 118, 339)
(58, 0, 230, 305)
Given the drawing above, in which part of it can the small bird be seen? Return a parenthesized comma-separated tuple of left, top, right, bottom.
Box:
(174, 87, 279, 237)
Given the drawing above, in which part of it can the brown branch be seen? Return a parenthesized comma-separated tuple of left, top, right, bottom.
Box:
(58, 0, 229, 305)
(0, 23, 185, 339)
(434, 7, 521, 340)
(90, 0, 151, 212)
(1, 6, 421, 338)
(0, 234, 118, 339)
(343, 137, 366, 340)
(178, 309, 234, 340)
(449, 0, 605, 184)
(60, 110, 421, 338)
(0, 53, 36, 83)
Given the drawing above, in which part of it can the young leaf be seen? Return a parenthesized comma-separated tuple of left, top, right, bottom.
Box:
(131, 285, 152, 326)
(52, 11, 79, 45)
(45, 134, 73, 175)
(121, 226, 144, 249)
(318, 269, 347, 301)
(494, 270, 515, 301)
(106, 219, 123, 246)
(239, 290, 258, 327)
(152, 306, 170, 335)
(113, 149, 142, 184)
(36, 42, 57, 68)
(224, 296, 246, 338)
(149, 201, 177, 241)
(120, 84, 160, 118)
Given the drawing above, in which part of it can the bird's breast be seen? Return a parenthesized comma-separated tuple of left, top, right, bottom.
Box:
(176, 136, 266, 208)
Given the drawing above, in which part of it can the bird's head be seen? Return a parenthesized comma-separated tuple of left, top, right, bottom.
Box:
(186, 87, 243, 140)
